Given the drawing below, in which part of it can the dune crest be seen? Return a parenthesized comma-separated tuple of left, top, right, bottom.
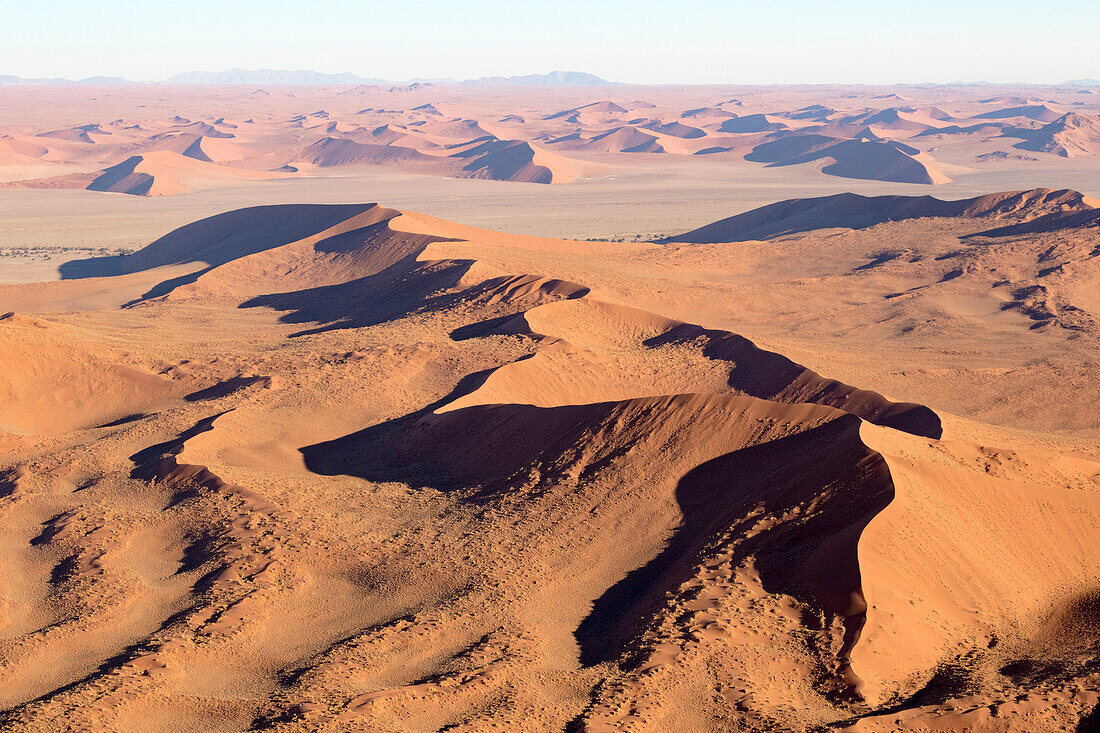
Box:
(670, 187, 1099, 242)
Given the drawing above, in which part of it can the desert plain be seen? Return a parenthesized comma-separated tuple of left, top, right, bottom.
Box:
(0, 81, 1099, 732)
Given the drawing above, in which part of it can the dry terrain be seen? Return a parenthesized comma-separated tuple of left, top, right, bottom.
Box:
(0, 84, 1099, 732)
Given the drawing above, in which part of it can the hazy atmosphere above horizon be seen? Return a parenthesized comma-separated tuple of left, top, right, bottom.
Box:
(4, 0, 1098, 84)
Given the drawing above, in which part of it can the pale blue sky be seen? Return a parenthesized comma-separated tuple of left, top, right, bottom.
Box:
(3, 0, 1096, 84)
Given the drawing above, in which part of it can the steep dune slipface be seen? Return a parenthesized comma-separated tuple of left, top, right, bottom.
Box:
(582, 126, 666, 153)
(85, 150, 283, 195)
(817, 139, 951, 184)
(178, 135, 254, 163)
(854, 422, 1100, 708)
(975, 103, 1066, 123)
(153, 207, 447, 300)
(61, 202, 382, 277)
(1016, 112, 1100, 157)
(295, 136, 455, 171)
(719, 113, 791, 133)
(442, 297, 941, 438)
(449, 139, 587, 184)
(845, 107, 950, 135)
(643, 120, 707, 139)
(741, 131, 953, 185)
(769, 139, 950, 185)
(669, 187, 1099, 242)
(2, 198, 1099, 731)
(545, 100, 630, 125)
(745, 132, 848, 163)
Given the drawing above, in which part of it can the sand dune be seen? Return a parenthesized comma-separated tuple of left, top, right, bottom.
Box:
(813, 140, 951, 184)
(975, 103, 1066, 122)
(448, 138, 589, 184)
(747, 136, 951, 185)
(853, 421, 1100, 705)
(359, 123, 444, 151)
(1017, 111, 1100, 157)
(295, 136, 449, 170)
(0, 136, 72, 181)
(745, 132, 849, 163)
(131, 132, 253, 163)
(669, 187, 1098, 242)
(36, 124, 105, 144)
(914, 121, 1007, 137)
(836, 107, 950, 135)
(582, 125, 666, 153)
(294, 134, 592, 184)
(85, 151, 282, 195)
(414, 118, 500, 140)
(3, 198, 1097, 731)
(680, 105, 738, 120)
(782, 104, 838, 121)
(0, 314, 184, 433)
(643, 120, 707, 139)
(62, 202, 383, 276)
(0, 136, 49, 161)
(3, 84, 1096, 194)
(718, 113, 791, 133)
(1, 150, 283, 195)
(441, 296, 939, 437)
(3, 82, 1100, 732)
(545, 100, 630, 124)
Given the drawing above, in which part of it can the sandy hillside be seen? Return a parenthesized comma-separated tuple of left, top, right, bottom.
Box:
(1, 185, 1098, 732)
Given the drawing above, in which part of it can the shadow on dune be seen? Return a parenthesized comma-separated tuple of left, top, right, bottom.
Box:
(300, 392, 615, 497)
(184, 375, 270, 402)
(574, 414, 892, 677)
(238, 254, 475, 336)
(665, 188, 1095, 244)
(129, 411, 229, 482)
(58, 203, 379, 280)
(645, 326, 942, 439)
(966, 208, 1100, 238)
(302, 395, 894, 697)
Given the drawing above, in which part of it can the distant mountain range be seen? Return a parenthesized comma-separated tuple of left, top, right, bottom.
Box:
(162, 69, 390, 85)
(0, 74, 131, 85)
(2, 70, 1095, 88)
(456, 71, 615, 87)
(165, 69, 615, 87)
(0, 69, 616, 87)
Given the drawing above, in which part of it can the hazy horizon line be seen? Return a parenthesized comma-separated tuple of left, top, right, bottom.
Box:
(2, 67, 1098, 88)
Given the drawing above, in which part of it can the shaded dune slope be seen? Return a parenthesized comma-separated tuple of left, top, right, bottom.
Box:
(87, 151, 281, 196)
(669, 187, 1099, 242)
(303, 394, 891, 694)
(748, 137, 951, 185)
